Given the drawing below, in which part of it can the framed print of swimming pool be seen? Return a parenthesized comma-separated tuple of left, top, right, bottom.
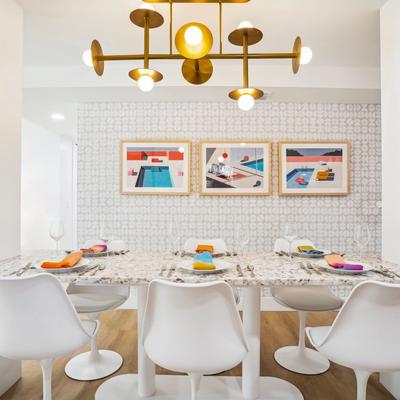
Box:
(120, 140, 191, 195)
(278, 141, 350, 196)
(199, 141, 272, 196)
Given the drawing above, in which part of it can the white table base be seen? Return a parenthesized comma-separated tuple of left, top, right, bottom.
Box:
(95, 374, 303, 400)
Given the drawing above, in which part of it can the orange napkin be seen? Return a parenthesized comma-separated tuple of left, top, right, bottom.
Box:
(196, 244, 214, 254)
(41, 251, 83, 269)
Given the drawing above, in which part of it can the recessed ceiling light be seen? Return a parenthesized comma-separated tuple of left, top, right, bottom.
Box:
(51, 113, 65, 121)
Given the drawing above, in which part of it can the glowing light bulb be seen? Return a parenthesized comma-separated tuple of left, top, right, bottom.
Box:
(140, 2, 155, 11)
(51, 113, 65, 121)
(178, 147, 185, 153)
(82, 49, 93, 67)
(300, 46, 313, 65)
(138, 75, 154, 92)
(184, 26, 203, 46)
(218, 156, 224, 163)
(238, 21, 253, 29)
(238, 94, 255, 111)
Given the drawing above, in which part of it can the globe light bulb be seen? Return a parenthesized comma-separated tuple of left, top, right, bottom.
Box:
(184, 26, 203, 46)
(218, 156, 224, 163)
(138, 75, 154, 92)
(140, 2, 155, 11)
(238, 94, 255, 111)
(300, 46, 313, 65)
(82, 49, 93, 67)
(178, 147, 185, 153)
(238, 21, 253, 29)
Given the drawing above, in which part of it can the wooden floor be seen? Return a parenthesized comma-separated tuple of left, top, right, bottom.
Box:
(1, 310, 394, 400)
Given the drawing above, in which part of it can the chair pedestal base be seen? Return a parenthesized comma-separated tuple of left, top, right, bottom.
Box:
(65, 350, 123, 381)
(274, 346, 330, 375)
(95, 374, 303, 400)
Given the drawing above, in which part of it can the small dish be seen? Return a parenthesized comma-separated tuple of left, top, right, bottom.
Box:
(178, 259, 234, 275)
(293, 249, 332, 259)
(314, 259, 371, 275)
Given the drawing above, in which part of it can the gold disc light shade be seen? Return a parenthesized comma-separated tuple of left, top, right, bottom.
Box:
(182, 59, 213, 84)
(228, 87, 264, 100)
(292, 36, 302, 74)
(175, 22, 213, 59)
(91, 40, 104, 76)
(129, 68, 163, 82)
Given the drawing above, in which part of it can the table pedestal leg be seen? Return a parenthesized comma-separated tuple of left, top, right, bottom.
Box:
(137, 285, 156, 397)
(242, 286, 261, 400)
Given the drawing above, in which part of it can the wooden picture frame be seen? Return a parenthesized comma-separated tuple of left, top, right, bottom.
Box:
(120, 140, 191, 195)
(199, 141, 272, 196)
(278, 141, 350, 196)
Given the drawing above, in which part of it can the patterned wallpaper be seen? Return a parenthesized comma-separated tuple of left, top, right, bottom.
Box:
(77, 102, 382, 255)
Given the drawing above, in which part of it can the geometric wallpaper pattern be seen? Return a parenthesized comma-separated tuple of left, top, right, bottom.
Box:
(77, 102, 382, 256)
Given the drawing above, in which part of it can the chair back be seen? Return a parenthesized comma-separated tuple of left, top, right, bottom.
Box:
(67, 282, 130, 298)
(142, 280, 248, 374)
(183, 238, 227, 254)
(0, 274, 91, 361)
(316, 281, 400, 371)
(274, 238, 314, 253)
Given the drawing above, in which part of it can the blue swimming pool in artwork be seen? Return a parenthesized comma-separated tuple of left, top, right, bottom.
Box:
(140, 166, 173, 188)
(242, 159, 264, 172)
(287, 168, 314, 189)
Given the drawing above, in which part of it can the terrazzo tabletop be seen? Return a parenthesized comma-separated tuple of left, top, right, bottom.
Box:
(1, 251, 400, 288)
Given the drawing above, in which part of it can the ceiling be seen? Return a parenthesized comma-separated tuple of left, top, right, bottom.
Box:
(18, 0, 386, 68)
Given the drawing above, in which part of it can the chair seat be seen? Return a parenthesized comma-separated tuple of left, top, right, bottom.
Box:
(271, 286, 343, 311)
(306, 326, 330, 347)
(81, 319, 98, 336)
(68, 293, 127, 314)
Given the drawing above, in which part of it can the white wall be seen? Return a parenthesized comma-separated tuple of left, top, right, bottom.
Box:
(21, 119, 75, 251)
(381, 0, 400, 264)
(21, 119, 61, 250)
(0, 0, 23, 258)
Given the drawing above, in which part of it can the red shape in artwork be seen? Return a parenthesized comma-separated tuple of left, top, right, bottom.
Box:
(295, 177, 305, 183)
(222, 152, 228, 159)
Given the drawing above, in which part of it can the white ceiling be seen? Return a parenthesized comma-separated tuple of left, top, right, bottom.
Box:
(18, 0, 386, 68)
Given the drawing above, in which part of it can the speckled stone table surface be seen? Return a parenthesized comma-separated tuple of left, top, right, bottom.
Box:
(1, 251, 400, 288)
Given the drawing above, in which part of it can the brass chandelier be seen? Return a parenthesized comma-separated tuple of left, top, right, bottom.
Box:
(87, 0, 312, 111)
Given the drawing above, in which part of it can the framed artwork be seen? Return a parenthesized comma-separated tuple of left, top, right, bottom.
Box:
(199, 141, 272, 195)
(120, 140, 191, 195)
(278, 141, 350, 196)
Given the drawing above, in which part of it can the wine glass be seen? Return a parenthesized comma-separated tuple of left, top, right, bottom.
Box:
(49, 220, 64, 255)
(99, 223, 112, 254)
(282, 223, 297, 255)
(353, 223, 371, 260)
(234, 223, 250, 256)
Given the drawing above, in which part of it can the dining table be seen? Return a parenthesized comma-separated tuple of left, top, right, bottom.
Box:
(1, 250, 400, 400)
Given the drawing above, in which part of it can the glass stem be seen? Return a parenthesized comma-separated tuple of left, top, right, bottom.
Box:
(56, 240, 59, 255)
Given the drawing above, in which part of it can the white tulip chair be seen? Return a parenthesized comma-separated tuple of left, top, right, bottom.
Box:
(142, 280, 248, 400)
(0, 274, 96, 400)
(64, 239, 130, 381)
(271, 238, 343, 374)
(307, 281, 400, 400)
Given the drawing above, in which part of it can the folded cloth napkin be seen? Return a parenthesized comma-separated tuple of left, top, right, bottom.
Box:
(193, 251, 216, 270)
(41, 251, 83, 269)
(196, 244, 214, 254)
(324, 254, 364, 270)
(81, 245, 107, 254)
(193, 261, 216, 271)
(297, 245, 324, 255)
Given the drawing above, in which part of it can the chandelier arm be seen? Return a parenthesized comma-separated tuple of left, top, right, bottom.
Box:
(219, 0, 223, 54)
(243, 32, 249, 88)
(97, 52, 296, 61)
(144, 17, 150, 68)
(169, 0, 173, 54)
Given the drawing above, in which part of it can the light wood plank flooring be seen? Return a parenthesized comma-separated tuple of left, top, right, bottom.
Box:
(1, 310, 395, 400)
